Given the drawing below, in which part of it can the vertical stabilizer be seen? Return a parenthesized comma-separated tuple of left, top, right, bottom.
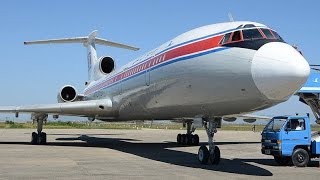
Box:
(85, 31, 99, 82)
(24, 31, 139, 84)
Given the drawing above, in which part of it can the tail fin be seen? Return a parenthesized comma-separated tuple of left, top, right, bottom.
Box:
(24, 30, 139, 83)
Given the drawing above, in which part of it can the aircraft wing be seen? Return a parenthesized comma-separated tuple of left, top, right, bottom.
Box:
(0, 99, 113, 117)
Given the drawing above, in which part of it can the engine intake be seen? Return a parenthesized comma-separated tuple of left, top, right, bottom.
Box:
(99, 56, 115, 74)
(58, 85, 77, 103)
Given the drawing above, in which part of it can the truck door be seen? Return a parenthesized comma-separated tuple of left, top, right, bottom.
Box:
(281, 118, 309, 156)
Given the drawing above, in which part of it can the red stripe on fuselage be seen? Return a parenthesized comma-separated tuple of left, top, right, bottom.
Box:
(85, 34, 224, 95)
(166, 35, 223, 61)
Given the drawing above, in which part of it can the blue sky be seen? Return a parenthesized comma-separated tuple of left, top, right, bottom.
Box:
(0, 1, 319, 121)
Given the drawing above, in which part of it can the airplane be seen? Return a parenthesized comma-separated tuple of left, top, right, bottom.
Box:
(0, 21, 310, 165)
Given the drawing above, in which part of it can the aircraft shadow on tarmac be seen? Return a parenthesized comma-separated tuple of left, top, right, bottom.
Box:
(59, 135, 273, 176)
(0, 134, 274, 176)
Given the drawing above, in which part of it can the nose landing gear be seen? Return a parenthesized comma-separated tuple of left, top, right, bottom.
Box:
(197, 118, 221, 165)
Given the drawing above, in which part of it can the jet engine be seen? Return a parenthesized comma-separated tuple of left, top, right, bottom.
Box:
(99, 56, 115, 74)
(57, 85, 79, 103)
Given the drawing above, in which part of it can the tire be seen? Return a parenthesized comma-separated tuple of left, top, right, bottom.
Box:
(186, 134, 192, 145)
(181, 134, 186, 145)
(210, 146, 221, 164)
(39, 132, 47, 145)
(193, 134, 199, 146)
(291, 148, 309, 167)
(177, 134, 182, 144)
(190, 135, 196, 145)
(198, 145, 209, 164)
(31, 132, 38, 145)
(274, 156, 291, 166)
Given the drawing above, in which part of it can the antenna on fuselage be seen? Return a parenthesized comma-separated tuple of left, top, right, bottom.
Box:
(228, 12, 235, 22)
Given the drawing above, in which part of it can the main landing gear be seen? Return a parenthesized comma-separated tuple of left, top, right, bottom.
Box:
(177, 121, 199, 145)
(176, 117, 221, 165)
(198, 119, 221, 165)
(31, 113, 48, 145)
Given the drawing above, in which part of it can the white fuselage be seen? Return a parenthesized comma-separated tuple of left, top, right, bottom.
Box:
(83, 21, 310, 121)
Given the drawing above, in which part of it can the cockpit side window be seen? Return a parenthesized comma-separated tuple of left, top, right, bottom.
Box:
(220, 32, 231, 44)
(243, 29, 263, 40)
(270, 30, 285, 42)
(261, 29, 275, 39)
(231, 31, 242, 42)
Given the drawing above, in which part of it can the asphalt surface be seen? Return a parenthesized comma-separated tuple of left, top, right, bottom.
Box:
(0, 128, 319, 180)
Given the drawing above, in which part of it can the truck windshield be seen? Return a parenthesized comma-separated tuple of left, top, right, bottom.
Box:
(265, 118, 287, 132)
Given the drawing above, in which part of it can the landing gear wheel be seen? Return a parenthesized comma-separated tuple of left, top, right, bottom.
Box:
(39, 132, 47, 145)
(209, 146, 221, 164)
(192, 134, 199, 145)
(177, 133, 199, 146)
(31, 132, 38, 145)
(31, 132, 47, 145)
(181, 134, 186, 145)
(185, 134, 192, 145)
(292, 148, 309, 167)
(198, 145, 209, 164)
(177, 134, 182, 144)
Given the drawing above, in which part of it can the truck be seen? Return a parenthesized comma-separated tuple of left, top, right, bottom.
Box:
(261, 115, 320, 167)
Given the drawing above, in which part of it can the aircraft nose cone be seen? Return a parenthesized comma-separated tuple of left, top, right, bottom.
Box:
(252, 42, 310, 101)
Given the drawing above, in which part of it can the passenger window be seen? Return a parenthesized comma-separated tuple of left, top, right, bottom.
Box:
(271, 30, 284, 42)
(231, 31, 241, 41)
(220, 33, 231, 44)
(243, 29, 263, 40)
(261, 29, 274, 39)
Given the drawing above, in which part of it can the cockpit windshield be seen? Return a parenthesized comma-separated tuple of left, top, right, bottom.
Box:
(270, 30, 284, 42)
(219, 27, 285, 46)
(243, 28, 263, 40)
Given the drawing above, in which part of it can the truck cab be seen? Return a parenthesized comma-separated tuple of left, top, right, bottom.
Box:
(261, 116, 320, 167)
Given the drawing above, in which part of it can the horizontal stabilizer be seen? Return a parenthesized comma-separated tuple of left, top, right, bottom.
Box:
(24, 30, 139, 51)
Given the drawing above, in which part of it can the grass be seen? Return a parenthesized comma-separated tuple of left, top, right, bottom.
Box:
(0, 120, 319, 132)
(0, 120, 262, 131)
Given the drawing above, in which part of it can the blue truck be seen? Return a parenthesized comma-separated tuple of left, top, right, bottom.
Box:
(261, 116, 320, 167)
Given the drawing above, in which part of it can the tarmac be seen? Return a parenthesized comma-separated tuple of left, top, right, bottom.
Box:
(0, 128, 319, 180)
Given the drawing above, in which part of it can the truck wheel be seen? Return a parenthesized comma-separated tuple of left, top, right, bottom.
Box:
(274, 156, 291, 166)
(291, 148, 309, 167)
